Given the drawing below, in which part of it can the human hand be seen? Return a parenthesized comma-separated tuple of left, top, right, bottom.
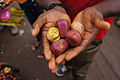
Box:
(62, 7, 110, 61)
(32, 6, 70, 37)
(33, 7, 70, 72)
(42, 23, 66, 73)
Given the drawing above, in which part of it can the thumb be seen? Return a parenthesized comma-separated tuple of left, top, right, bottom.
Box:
(94, 17, 111, 30)
(32, 14, 47, 37)
(72, 12, 83, 23)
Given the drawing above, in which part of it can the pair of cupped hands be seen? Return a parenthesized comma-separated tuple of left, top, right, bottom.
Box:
(32, 6, 110, 73)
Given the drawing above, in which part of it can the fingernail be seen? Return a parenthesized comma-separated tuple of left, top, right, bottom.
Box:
(31, 29, 35, 34)
(105, 22, 110, 26)
(104, 22, 111, 29)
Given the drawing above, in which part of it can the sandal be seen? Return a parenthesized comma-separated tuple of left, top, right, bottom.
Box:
(32, 40, 41, 51)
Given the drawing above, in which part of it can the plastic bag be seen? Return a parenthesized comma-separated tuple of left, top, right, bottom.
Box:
(0, 7, 27, 27)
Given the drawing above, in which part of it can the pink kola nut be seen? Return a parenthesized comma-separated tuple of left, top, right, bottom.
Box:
(66, 30, 82, 46)
(0, 9, 11, 20)
(51, 39, 68, 56)
(56, 19, 70, 37)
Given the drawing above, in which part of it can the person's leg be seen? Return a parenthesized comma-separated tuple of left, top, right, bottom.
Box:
(66, 39, 102, 80)
(19, 0, 43, 50)
(19, 0, 43, 25)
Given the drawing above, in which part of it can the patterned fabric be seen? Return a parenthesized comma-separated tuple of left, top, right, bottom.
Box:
(20, 0, 43, 41)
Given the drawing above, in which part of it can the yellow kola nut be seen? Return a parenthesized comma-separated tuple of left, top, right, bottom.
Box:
(4, 67, 11, 73)
(47, 27, 60, 42)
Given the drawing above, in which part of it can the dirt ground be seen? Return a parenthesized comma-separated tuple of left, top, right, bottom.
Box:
(0, 3, 120, 80)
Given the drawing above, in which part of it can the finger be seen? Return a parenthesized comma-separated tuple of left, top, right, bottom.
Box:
(32, 12, 71, 37)
(32, 24, 40, 37)
(48, 55, 56, 70)
(44, 23, 56, 28)
(65, 24, 97, 61)
(47, 13, 71, 24)
(94, 18, 110, 30)
(32, 14, 47, 37)
(73, 12, 83, 23)
(64, 33, 93, 61)
(65, 48, 80, 61)
(51, 65, 58, 74)
(64, 14, 71, 24)
(56, 54, 66, 64)
(42, 27, 52, 61)
(64, 11, 86, 61)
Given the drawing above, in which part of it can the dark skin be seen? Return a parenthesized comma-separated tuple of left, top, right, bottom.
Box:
(32, 0, 120, 73)
(1, 0, 120, 73)
(34, 0, 61, 9)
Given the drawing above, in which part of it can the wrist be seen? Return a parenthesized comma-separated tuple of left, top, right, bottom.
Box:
(47, 3, 68, 14)
(35, 0, 61, 9)
(52, 6, 67, 13)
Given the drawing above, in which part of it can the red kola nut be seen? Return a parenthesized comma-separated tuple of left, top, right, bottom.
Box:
(56, 19, 70, 37)
(71, 21, 84, 37)
(66, 30, 82, 46)
(51, 39, 69, 56)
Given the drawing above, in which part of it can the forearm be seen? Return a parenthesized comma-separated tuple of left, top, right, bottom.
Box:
(35, 0, 61, 9)
(93, 0, 120, 17)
